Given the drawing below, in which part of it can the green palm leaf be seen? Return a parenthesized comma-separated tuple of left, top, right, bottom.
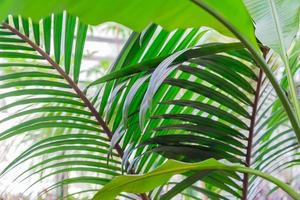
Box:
(0, 1, 298, 199)
(0, 13, 125, 198)
(92, 23, 299, 199)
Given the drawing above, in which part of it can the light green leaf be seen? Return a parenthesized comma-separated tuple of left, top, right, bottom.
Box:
(245, 0, 300, 125)
(0, 0, 257, 47)
(92, 159, 300, 200)
(244, 0, 300, 55)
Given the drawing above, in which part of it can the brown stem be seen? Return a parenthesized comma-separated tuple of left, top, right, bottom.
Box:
(2, 22, 149, 200)
(242, 48, 269, 200)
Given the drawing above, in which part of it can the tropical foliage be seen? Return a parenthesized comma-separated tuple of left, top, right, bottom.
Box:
(0, 0, 299, 200)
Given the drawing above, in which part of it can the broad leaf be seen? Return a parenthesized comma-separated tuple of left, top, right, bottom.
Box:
(244, 0, 300, 55)
(0, 0, 257, 48)
(244, 0, 300, 124)
(92, 159, 300, 200)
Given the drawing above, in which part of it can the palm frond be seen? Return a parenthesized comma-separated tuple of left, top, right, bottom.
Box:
(94, 23, 300, 199)
(0, 13, 123, 198)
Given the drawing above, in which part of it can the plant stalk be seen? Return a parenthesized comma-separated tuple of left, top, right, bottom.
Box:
(242, 47, 267, 199)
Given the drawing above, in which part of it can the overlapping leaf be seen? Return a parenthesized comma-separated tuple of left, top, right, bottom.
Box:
(94, 23, 300, 199)
(90, 24, 262, 199)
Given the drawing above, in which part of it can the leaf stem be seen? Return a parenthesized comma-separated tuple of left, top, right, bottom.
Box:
(242, 48, 266, 200)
